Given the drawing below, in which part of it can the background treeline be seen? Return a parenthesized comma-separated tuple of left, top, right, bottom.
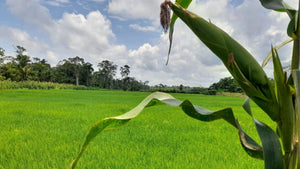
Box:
(0, 46, 242, 94)
(0, 46, 149, 91)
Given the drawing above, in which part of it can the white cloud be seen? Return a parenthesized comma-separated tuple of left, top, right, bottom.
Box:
(0, 26, 48, 54)
(6, 0, 54, 31)
(87, 0, 106, 2)
(5, 0, 126, 66)
(108, 0, 162, 21)
(45, 0, 69, 7)
(52, 11, 114, 53)
(129, 24, 158, 32)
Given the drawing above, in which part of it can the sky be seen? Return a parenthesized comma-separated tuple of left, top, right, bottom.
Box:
(0, 0, 298, 87)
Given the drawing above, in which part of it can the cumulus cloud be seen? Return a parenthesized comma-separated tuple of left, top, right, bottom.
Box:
(52, 11, 114, 53)
(0, 26, 48, 54)
(2, 0, 299, 86)
(108, 0, 162, 22)
(5, 0, 127, 65)
(6, 0, 54, 31)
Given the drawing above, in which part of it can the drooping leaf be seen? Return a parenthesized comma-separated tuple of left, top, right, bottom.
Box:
(235, 118, 264, 160)
(262, 39, 293, 67)
(259, 0, 296, 18)
(287, 15, 296, 37)
(70, 92, 264, 168)
(254, 119, 283, 169)
(242, 97, 283, 169)
(168, 2, 279, 122)
(259, 0, 284, 10)
(166, 0, 192, 64)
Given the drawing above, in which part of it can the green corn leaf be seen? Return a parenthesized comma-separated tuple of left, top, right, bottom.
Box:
(259, 0, 285, 11)
(167, 0, 192, 64)
(262, 39, 293, 68)
(70, 92, 264, 168)
(168, 2, 279, 122)
(259, 0, 297, 37)
(235, 118, 264, 160)
(272, 47, 294, 153)
(242, 98, 283, 169)
(287, 14, 296, 37)
(259, 0, 284, 10)
(259, 0, 296, 18)
(254, 119, 284, 169)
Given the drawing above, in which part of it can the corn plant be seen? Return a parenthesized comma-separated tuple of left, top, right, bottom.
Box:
(70, 0, 300, 168)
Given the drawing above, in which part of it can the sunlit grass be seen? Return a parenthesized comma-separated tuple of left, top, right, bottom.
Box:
(0, 89, 265, 168)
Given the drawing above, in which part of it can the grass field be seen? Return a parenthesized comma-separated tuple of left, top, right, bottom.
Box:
(0, 89, 275, 168)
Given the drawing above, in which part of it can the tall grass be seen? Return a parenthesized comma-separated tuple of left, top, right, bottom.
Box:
(0, 90, 267, 168)
(0, 80, 87, 90)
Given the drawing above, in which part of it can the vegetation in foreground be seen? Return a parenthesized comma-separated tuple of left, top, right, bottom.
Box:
(0, 89, 267, 168)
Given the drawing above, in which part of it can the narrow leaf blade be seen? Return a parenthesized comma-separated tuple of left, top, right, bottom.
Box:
(167, 0, 192, 64)
(254, 119, 284, 169)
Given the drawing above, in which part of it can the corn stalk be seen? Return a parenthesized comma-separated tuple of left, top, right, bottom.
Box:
(70, 0, 300, 168)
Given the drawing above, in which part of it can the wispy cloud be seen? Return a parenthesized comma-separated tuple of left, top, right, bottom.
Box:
(129, 24, 158, 32)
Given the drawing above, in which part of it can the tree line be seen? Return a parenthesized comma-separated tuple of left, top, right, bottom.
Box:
(0, 46, 242, 93)
(0, 46, 149, 91)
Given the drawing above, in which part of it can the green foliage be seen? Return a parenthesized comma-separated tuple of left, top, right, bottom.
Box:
(209, 77, 242, 93)
(0, 80, 86, 90)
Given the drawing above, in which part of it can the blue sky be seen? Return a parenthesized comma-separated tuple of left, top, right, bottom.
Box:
(0, 0, 297, 87)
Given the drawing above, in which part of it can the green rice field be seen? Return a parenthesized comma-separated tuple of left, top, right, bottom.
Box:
(0, 89, 275, 168)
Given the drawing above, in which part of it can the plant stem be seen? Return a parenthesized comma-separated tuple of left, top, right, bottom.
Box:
(292, 70, 300, 169)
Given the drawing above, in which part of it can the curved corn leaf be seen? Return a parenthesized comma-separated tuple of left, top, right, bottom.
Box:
(287, 14, 296, 38)
(259, 0, 284, 10)
(168, 2, 279, 122)
(254, 119, 284, 169)
(262, 39, 293, 68)
(259, 0, 297, 37)
(70, 92, 264, 168)
(259, 0, 296, 18)
(167, 0, 192, 64)
(242, 98, 283, 169)
(235, 118, 264, 159)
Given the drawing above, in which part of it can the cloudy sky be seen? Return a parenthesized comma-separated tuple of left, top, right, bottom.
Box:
(0, 0, 298, 87)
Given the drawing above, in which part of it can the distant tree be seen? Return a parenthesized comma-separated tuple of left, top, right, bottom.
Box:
(53, 56, 91, 86)
(120, 65, 130, 78)
(15, 46, 30, 68)
(14, 46, 31, 81)
(120, 65, 131, 91)
(209, 77, 242, 93)
(68, 56, 84, 86)
(96, 60, 117, 89)
(81, 62, 93, 86)
(0, 48, 4, 66)
(29, 58, 51, 81)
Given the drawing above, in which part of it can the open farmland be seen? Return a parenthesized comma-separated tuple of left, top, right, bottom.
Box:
(0, 89, 273, 168)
